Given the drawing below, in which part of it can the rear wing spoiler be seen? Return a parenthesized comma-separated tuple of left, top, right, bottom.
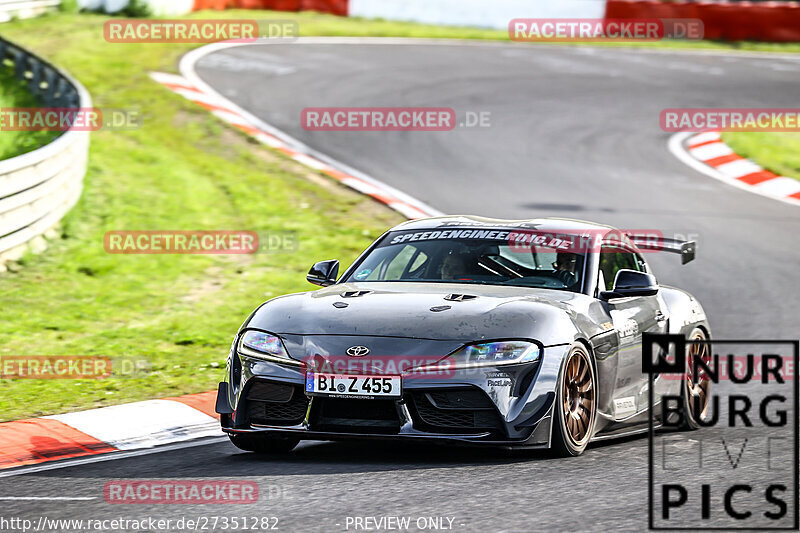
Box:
(626, 234, 697, 265)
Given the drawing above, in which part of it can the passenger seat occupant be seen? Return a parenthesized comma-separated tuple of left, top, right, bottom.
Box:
(553, 252, 578, 286)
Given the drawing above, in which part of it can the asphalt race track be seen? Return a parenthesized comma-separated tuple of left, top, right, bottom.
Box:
(3, 42, 799, 532)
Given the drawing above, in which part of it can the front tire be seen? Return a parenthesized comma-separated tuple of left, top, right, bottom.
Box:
(228, 434, 299, 454)
(551, 343, 597, 457)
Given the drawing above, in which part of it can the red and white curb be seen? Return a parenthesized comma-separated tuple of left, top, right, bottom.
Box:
(669, 130, 800, 207)
(0, 391, 219, 472)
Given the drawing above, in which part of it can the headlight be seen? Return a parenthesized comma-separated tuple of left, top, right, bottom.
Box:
(238, 330, 293, 363)
(443, 341, 540, 368)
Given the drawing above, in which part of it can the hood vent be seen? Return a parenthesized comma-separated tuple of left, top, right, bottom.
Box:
(341, 290, 373, 298)
(444, 293, 478, 302)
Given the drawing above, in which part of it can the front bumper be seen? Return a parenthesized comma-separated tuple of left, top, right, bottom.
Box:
(218, 345, 570, 448)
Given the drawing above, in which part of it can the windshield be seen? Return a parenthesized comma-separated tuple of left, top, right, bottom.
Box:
(343, 229, 586, 292)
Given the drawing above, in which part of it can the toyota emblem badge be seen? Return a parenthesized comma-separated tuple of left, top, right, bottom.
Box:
(346, 345, 370, 357)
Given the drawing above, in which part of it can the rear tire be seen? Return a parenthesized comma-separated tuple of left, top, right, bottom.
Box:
(681, 328, 711, 429)
(551, 343, 597, 457)
(228, 434, 299, 454)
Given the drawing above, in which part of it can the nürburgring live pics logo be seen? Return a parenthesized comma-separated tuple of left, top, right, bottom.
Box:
(643, 333, 799, 530)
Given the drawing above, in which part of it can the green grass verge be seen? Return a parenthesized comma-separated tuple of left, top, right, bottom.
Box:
(0, 69, 60, 160)
(721, 132, 800, 182)
(0, 10, 796, 421)
(0, 13, 404, 422)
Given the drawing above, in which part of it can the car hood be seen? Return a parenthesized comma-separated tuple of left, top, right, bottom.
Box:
(246, 282, 589, 345)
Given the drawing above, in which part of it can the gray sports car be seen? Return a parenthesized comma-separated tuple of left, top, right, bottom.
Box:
(216, 216, 711, 456)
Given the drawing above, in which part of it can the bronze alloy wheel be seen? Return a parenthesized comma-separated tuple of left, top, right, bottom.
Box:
(561, 347, 596, 446)
(685, 329, 711, 424)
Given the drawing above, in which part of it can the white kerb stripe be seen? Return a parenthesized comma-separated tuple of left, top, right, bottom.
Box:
(340, 177, 385, 196)
(291, 153, 332, 171)
(389, 203, 429, 219)
(751, 177, 800, 197)
(254, 133, 288, 149)
(688, 142, 732, 161)
(687, 131, 721, 146)
(45, 400, 220, 451)
(172, 88, 225, 108)
(211, 109, 253, 128)
(149, 72, 194, 87)
(715, 159, 763, 179)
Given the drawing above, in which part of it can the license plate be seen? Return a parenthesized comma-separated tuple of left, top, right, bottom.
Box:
(305, 373, 401, 399)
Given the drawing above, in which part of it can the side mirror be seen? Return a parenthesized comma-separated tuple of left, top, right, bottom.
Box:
(307, 260, 339, 287)
(600, 269, 659, 300)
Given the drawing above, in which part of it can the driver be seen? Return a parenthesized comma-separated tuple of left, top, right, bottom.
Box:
(441, 253, 468, 280)
(553, 252, 578, 286)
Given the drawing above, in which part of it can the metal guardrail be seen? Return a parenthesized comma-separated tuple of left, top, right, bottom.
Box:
(0, 0, 60, 23)
(0, 36, 90, 267)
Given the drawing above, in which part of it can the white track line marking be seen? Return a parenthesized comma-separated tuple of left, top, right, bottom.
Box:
(210, 37, 800, 61)
(0, 437, 228, 478)
(0, 497, 97, 500)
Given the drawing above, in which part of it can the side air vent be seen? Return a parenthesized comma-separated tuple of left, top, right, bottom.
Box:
(341, 290, 373, 298)
(444, 293, 478, 302)
(244, 381, 308, 426)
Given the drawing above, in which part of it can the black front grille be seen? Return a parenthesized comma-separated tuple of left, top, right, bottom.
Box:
(245, 381, 308, 426)
(408, 389, 503, 434)
(247, 381, 294, 403)
(311, 398, 401, 433)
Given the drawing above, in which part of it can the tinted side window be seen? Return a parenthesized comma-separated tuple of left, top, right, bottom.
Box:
(599, 247, 639, 291)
